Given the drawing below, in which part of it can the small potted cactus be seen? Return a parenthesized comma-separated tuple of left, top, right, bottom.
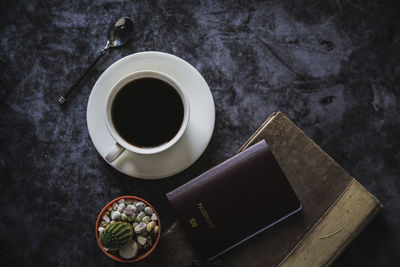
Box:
(95, 196, 161, 262)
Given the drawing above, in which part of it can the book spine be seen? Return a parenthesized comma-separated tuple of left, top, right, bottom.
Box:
(278, 179, 382, 267)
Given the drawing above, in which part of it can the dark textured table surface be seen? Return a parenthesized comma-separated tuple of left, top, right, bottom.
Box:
(1, 0, 400, 266)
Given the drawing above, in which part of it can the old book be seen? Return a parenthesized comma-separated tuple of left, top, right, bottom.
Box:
(139, 112, 382, 267)
(166, 140, 302, 259)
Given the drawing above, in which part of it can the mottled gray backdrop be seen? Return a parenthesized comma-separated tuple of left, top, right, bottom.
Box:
(1, 0, 399, 266)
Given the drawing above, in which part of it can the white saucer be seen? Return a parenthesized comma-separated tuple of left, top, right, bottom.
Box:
(87, 52, 215, 179)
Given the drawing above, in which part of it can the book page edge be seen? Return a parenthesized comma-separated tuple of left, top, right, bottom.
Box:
(278, 178, 382, 267)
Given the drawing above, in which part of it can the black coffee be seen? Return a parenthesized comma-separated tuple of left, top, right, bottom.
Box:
(111, 77, 184, 148)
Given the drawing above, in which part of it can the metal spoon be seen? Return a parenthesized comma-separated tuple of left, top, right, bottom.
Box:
(58, 17, 133, 105)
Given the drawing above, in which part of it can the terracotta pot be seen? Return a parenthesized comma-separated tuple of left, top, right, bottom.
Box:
(95, 196, 161, 263)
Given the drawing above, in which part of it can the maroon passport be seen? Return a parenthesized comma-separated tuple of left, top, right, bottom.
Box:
(166, 140, 302, 260)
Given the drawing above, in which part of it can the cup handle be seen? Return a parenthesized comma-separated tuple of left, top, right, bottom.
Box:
(105, 143, 125, 163)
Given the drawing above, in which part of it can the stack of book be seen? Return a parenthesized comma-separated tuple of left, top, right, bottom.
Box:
(139, 112, 382, 267)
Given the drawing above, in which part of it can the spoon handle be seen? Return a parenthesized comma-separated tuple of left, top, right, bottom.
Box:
(58, 49, 107, 105)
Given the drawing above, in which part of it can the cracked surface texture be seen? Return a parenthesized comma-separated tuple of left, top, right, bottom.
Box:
(1, 0, 399, 266)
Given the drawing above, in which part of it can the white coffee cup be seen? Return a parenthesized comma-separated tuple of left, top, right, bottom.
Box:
(104, 70, 190, 162)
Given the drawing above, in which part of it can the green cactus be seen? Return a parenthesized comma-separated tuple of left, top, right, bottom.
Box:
(100, 222, 133, 250)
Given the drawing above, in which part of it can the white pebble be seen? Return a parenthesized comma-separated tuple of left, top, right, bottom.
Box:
(134, 222, 146, 234)
(111, 211, 121, 220)
(135, 201, 145, 212)
(102, 215, 110, 223)
(132, 222, 138, 228)
(121, 213, 127, 221)
(136, 211, 145, 222)
(118, 203, 125, 209)
(146, 221, 156, 232)
(108, 207, 112, 212)
(124, 208, 135, 217)
(151, 213, 158, 221)
(142, 216, 151, 223)
(112, 203, 118, 210)
(119, 240, 138, 259)
(144, 207, 153, 215)
(98, 227, 105, 234)
(126, 204, 137, 213)
(124, 210, 135, 222)
(118, 199, 125, 204)
(153, 225, 159, 235)
(137, 236, 147, 246)
(117, 208, 124, 213)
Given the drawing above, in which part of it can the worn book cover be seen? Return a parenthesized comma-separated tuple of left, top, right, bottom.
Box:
(139, 112, 382, 267)
(166, 140, 301, 259)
